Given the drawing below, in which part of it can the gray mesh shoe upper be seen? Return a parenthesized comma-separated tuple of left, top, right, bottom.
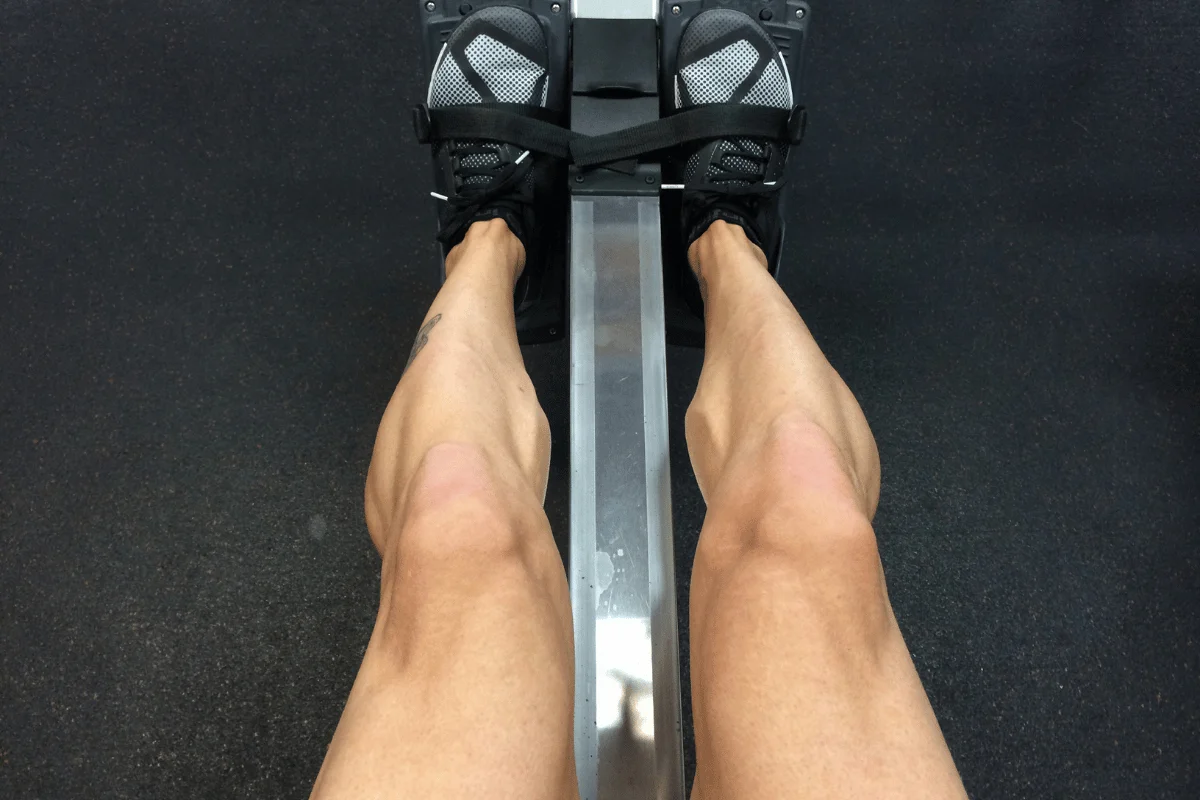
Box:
(674, 8, 794, 187)
(426, 7, 550, 190)
(428, 6, 551, 110)
(423, 7, 557, 248)
(668, 9, 799, 281)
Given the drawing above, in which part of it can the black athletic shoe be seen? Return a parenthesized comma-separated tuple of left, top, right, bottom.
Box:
(669, 9, 797, 273)
(424, 6, 563, 265)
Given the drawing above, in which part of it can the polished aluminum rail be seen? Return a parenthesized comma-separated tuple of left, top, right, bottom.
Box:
(569, 193, 683, 800)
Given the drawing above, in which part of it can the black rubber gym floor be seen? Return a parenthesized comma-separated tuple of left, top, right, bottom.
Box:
(2, 1, 1197, 797)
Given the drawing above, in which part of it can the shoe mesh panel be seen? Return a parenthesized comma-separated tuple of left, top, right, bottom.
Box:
(465, 34, 544, 104)
(429, 52, 483, 107)
(680, 39, 758, 105)
(428, 6, 549, 109)
(740, 58, 791, 109)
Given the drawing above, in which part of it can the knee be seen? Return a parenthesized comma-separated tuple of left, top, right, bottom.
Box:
(372, 444, 567, 659)
(366, 352, 553, 526)
(393, 442, 541, 565)
(699, 418, 890, 626)
(718, 414, 873, 520)
(700, 507, 886, 609)
(698, 516, 892, 655)
(380, 443, 564, 604)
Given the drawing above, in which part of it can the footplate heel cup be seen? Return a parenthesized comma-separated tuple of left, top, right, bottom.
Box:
(788, 107, 809, 145)
(412, 104, 433, 145)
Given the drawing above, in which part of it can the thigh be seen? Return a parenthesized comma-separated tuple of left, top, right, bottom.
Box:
(312, 444, 578, 800)
(688, 441, 966, 800)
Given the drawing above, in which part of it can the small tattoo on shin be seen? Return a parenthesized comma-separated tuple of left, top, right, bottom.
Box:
(405, 314, 443, 372)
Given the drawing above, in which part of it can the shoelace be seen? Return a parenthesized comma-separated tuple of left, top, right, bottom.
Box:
(708, 141, 774, 186)
(433, 143, 534, 246)
(664, 141, 787, 196)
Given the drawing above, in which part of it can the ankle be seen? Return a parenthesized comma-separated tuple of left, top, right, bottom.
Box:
(688, 219, 770, 286)
(445, 218, 526, 285)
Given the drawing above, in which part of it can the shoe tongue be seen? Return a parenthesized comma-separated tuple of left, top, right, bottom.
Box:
(685, 138, 769, 186)
(458, 142, 504, 188)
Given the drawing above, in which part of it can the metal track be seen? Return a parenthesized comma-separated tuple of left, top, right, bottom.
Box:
(569, 8, 682, 800)
(569, 194, 682, 800)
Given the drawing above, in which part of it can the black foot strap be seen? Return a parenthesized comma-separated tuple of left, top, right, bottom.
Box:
(412, 103, 577, 160)
(413, 103, 808, 167)
(572, 104, 807, 167)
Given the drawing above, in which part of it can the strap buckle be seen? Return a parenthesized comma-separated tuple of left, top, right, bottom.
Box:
(412, 104, 433, 145)
(787, 107, 809, 145)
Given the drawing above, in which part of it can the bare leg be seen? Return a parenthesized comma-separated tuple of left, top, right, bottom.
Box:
(311, 220, 577, 800)
(685, 221, 966, 799)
